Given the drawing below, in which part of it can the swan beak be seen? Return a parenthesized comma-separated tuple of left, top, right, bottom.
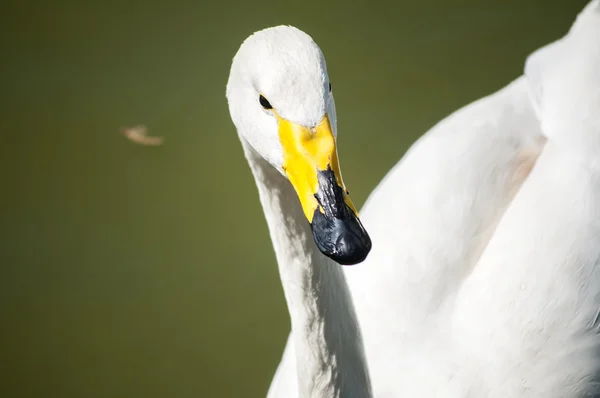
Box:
(276, 113, 372, 265)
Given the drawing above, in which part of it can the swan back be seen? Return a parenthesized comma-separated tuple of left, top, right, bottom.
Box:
(525, 0, 600, 161)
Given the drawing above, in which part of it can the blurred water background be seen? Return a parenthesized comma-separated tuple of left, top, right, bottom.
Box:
(0, 0, 587, 396)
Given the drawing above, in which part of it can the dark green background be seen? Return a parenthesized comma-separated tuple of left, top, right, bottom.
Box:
(0, 0, 586, 396)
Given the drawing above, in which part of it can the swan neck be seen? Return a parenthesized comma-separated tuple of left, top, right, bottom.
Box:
(241, 139, 372, 398)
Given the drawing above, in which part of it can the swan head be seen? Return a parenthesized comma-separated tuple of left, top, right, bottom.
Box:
(226, 26, 371, 265)
(525, 0, 600, 144)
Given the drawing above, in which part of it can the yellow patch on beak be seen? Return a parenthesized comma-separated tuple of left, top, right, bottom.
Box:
(275, 113, 358, 222)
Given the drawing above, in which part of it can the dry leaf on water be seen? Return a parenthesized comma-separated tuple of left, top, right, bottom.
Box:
(120, 125, 164, 146)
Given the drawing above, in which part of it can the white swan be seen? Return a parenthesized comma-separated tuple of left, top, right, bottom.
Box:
(225, 1, 599, 396)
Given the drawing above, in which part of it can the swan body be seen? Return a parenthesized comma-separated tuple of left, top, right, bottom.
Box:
(452, 3, 600, 397)
(226, 1, 600, 396)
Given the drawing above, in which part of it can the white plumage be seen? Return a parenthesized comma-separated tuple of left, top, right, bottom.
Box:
(226, 1, 600, 396)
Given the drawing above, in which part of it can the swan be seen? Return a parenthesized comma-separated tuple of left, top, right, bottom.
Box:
(225, 1, 597, 396)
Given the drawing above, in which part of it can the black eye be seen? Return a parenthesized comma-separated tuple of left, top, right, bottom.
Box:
(259, 95, 273, 109)
(329, 82, 332, 92)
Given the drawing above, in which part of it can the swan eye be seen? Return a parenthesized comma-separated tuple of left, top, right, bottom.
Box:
(259, 95, 273, 110)
(329, 83, 332, 92)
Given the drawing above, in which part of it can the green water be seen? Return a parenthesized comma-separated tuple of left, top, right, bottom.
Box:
(0, 0, 586, 396)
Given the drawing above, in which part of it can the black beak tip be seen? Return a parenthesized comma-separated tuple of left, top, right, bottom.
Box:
(311, 209, 372, 266)
(328, 231, 372, 265)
